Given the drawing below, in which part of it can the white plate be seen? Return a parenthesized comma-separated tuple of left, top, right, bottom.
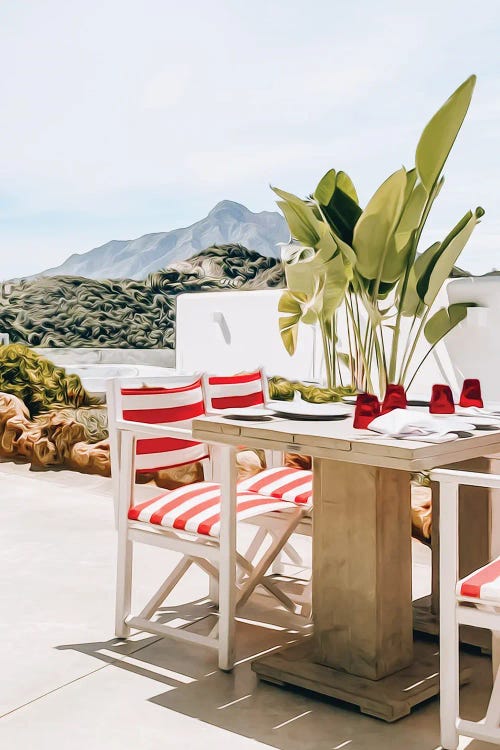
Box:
(341, 396, 358, 405)
(455, 405, 500, 420)
(268, 400, 350, 420)
(222, 408, 274, 421)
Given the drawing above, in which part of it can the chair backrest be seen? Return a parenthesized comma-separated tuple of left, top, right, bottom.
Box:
(109, 376, 209, 473)
(202, 370, 267, 412)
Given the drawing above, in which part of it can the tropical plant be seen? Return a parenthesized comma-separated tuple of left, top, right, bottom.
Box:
(275, 75, 484, 395)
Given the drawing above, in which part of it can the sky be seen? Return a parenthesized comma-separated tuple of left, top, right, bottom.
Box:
(0, 0, 499, 279)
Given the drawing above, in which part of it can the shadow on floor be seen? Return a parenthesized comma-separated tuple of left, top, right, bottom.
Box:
(56, 595, 498, 750)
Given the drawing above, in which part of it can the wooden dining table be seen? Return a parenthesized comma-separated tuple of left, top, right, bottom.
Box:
(192, 410, 500, 721)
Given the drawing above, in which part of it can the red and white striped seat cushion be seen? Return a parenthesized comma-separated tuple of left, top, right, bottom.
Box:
(121, 379, 209, 472)
(238, 467, 313, 508)
(206, 371, 265, 411)
(457, 556, 500, 603)
(128, 482, 290, 538)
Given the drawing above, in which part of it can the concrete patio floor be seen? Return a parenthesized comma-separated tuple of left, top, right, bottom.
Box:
(0, 460, 497, 749)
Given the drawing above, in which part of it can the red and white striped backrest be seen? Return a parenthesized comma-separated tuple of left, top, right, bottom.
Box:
(117, 378, 209, 473)
(203, 370, 267, 412)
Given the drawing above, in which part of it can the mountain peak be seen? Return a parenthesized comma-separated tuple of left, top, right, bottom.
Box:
(36, 200, 288, 280)
(208, 200, 250, 219)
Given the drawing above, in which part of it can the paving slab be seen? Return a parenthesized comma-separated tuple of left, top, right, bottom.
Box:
(1, 459, 495, 749)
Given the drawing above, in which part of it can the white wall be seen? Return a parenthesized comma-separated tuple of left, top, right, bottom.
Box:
(175, 288, 450, 395)
(176, 290, 318, 381)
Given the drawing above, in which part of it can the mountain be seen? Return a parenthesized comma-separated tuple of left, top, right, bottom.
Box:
(1, 245, 284, 349)
(38, 200, 289, 280)
(148, 244, 284, 294)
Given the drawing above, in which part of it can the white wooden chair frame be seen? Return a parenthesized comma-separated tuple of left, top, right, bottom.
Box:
(107, 375, 207, 528)
(200, 367, 282, 468)
(432, 468, 500, 749)
(200, 368, 310, 593)
(110, 380, 307, 671)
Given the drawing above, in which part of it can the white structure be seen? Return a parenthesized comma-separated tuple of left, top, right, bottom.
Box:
(57, 277, 500, 400)
(175, 290, 318, 381)
(175, 288, 448, 395)
(443, 277, 500, 402)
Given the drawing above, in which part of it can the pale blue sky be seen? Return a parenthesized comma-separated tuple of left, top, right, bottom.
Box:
(0, 0, 499, 279)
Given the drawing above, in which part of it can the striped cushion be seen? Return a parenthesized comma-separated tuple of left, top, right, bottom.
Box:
(238, 466, 313, 508)
(121, 379, 209, 472)
(128, 482, 288, 538)
(206, 371, 265, 411)
(457, 557, 500, 603)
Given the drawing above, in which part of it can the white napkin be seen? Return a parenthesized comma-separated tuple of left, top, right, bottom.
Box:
(368, 409, 476, 443)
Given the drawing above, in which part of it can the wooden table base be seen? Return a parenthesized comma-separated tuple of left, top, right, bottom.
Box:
(252, 636, 472, 722)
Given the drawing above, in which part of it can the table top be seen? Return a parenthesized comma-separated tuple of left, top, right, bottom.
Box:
(192, 412, 500, 472)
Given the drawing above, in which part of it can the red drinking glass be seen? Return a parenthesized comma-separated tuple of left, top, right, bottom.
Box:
(381, 384, 407, 414)
(459, 378, 483, 408)
(353, 393, 381, 429)
(429, 384, 455, 414)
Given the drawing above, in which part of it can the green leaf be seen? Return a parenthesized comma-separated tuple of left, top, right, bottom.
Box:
(399, 241, 441, 317)
(314, 169, 337, 205)
(279, 316, 299, 355)
(318, 171, 362, 245)
(394, 181, 427, 255)
(281, 244, 315, 265)
(417, 207, 484, 307)
(278, 289, 308, 313)
(276, 200, 320, 247)
(317, 220, 357, 267)
(366, 278, 397, 299)
(379, 170, 427, 284)
(352, 168, 408, 280)
(282, 244, 350, 322)
(416, 76, 476, 193)
(278, 291, 308, 355)
(424, 303, 474, 345)
(336, 171, 359, 203)
(272, 186, 308, 206)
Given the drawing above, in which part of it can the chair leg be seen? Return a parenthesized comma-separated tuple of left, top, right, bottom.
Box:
(138, 558, 193, 620)
(218, 446, 237, 671)
(439, 481, 460, 750)
(209, 575, 219, 606)
(271, 540, 304, 575)
(115, 536, 133, 638)
(237, 512, 305, 610)
(439, 623, 459, 749)
(244, 527, 267, 565)
(493, 631, 500, 679)
(300, 578, 312, 619)
(484, 644, 500, 731)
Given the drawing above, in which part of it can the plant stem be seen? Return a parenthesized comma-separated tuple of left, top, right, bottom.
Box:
(405, 339, 438, 391)
(345, 294, 374, 393)
(397, 312, 418, 382)
(399, 307, 431, 385)
(319, 317, 334, 388)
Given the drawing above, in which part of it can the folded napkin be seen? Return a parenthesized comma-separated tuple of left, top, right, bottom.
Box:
(430, 384, 455, 414)
(459, 378, 484, 408)
(381, 384, 407, 414)
(368, 408, 475, 442)
(353, 393, 381, 429)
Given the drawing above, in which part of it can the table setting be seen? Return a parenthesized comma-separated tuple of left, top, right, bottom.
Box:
(221, 377, 500, 446)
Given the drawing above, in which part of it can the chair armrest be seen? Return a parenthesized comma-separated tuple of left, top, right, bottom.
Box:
(430, 469, 500, 491)
(115, 419, 195, 441)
